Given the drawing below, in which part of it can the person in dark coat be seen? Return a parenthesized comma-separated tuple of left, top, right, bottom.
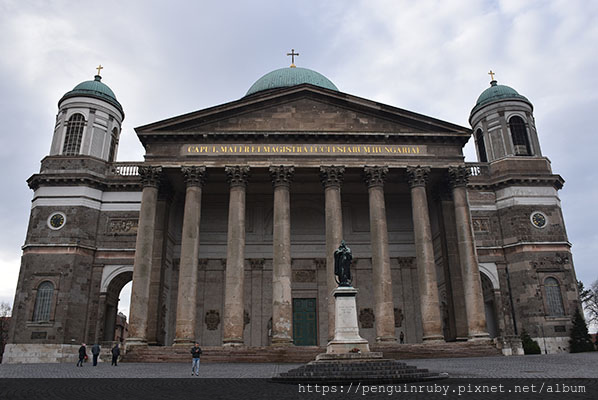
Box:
(91, 343, 101, 366)
(190, 342, 202, 376)
(76, 343, 87, 367)
(111, 343, 120, 366)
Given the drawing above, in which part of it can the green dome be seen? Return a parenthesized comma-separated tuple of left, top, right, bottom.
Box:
(246, 67, 339, 96)
(60, 75, 123, 115)
(471, 80, 530, 115)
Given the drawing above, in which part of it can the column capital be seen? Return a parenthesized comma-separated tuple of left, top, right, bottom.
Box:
(406, 166, 430, 188)
(181, 166, 207, 188)
(320, 166, 345, 188)
(363, 166, 388, 188)
(448, 165, 470, 188)
(225, 166, 250, 188)
(138, 165, 163, 188)
(269, 165, 295, 188)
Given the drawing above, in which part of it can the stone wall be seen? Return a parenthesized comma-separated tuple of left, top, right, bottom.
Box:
(3, 343, 81, 364)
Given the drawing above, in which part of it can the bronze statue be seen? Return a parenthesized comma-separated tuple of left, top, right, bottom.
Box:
(334, 240, 352, 287)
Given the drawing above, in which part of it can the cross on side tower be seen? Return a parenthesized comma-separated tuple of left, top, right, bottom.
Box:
(96, 65, 104, 76)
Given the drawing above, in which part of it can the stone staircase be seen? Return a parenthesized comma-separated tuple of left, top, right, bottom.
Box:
(275, 358, 447, 383)
(123, 340, 500, 363)
(372, 340, 502, 359)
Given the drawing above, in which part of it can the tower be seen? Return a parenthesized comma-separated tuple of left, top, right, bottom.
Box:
(5, 69, 134, 363)
(49, 67, 124, 162)
(468, 73, 578, 353)
(470, 75, 540, 162)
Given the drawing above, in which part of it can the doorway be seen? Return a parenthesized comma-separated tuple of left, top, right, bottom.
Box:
(292, 298, 317, 345)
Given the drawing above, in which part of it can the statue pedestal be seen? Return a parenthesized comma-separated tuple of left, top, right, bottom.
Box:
(319, 287, 374, 359)
(277, 285, 448, 382)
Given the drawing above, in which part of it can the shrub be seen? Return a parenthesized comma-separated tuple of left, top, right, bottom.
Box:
(521, 330, 541, 354)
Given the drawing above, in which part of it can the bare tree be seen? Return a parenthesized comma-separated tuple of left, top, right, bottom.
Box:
(579, 280, 598, 325)
(0, 302, 11, 363)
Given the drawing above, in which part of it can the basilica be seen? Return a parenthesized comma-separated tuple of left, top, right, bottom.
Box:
(4, 59, 580, 362)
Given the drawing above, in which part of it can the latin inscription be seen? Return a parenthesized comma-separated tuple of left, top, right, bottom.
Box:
(183, 144, 425, 156)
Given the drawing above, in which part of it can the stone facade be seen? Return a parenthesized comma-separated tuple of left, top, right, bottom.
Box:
(5, 71, 580, 362)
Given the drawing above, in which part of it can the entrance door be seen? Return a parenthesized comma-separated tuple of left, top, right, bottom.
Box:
(292, 298, 317, 346)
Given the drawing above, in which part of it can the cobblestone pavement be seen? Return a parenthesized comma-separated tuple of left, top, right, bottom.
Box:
(0, 352, 597, 378)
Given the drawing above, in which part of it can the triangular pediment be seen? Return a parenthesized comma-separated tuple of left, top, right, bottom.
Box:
(136, 85, 470, 139)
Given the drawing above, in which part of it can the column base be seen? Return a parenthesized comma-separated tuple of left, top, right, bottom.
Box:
(375, 335, 397, 343)
(468, 333, 491, 341)
(173, 338, 195, 347)
(271, 337, 294, 347)
(422, 335, 445, 342)
(125, 338, 147, 347)
(223, 338, 244, 347)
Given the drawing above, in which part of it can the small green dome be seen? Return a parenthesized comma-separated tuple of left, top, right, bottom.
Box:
(60, 75, 123, 115)
(471, 80, 530, 115)
(246, 67, 339, 96)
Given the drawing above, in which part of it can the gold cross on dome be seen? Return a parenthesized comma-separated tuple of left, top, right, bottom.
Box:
(287, 49, 299, 68)
(96, 65, 104, 76)
(488, 70, 496, 81)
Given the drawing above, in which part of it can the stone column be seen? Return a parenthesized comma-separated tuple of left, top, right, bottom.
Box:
(269, 165, 295, 346)
(364, 166, 396, 342)
(147, 182, 172, 345)
(174, 166, 207, 346)
(437, 186, 469, 341)
(448, 166, 489, 339)
(222, 166, 250, 346)
(406, 166, 443, 342)
(128, 166, 162, 346)
(94, 293, 107, 343)
(320, 166, 345, 341)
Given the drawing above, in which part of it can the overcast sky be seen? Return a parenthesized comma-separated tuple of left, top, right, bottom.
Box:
(0, 0, 596, 324)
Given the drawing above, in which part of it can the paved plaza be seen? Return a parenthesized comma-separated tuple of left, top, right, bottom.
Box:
(1, 353, 597, 378)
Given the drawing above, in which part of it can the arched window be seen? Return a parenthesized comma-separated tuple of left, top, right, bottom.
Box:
(32, 281, 54, 321)
(544, 277, 565, 317)
(508, 116, 532, 156)
(476, 128, 488, 162)
(108, 128, 119, 162)
(62, 113, 86, 155)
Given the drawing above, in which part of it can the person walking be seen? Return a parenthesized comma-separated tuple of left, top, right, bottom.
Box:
(190, 342, 202, 376)
(111, 343, 120, 366)
(399, 331, 405, 344)
(91, 343, 101, 366)
(76, 343, 87, 367)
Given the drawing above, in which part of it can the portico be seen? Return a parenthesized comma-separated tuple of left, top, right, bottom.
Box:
(126, 150, 488, 347)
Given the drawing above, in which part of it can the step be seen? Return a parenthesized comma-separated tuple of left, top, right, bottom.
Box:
(122, 341, 501, 363)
